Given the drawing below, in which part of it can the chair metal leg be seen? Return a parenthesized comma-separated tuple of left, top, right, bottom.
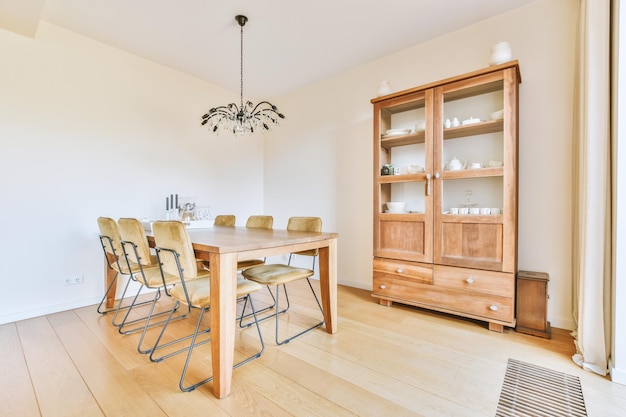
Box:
(96, 271, 121, 314)
(274, 280, 324, 346)
(180, 295, 265, 392)
(114, 287, 176, 335)
(137, 295, 190, 355)
(239, 284, 289, 328)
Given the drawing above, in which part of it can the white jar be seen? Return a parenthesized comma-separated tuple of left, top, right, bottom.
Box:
(377, 80, 391, 97)
(489, 42, 512, 66)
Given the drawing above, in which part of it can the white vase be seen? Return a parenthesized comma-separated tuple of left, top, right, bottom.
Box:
(489, 42, 512, 66)
(377, 80, 391, 97)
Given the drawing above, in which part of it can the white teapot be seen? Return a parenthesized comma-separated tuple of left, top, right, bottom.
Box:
(449, 156, 463, 171)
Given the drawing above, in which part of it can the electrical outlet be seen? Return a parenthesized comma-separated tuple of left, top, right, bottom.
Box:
(65, 275, 84, 286)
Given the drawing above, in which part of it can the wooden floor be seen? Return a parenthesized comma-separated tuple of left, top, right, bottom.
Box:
(2, 281, 626, 417)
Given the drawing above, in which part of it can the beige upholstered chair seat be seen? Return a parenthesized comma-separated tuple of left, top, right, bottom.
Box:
(242, 264, 313, 286)
(115, 254, 158, 275)
(170, 277, 211, 307)
(170, 275, 262, 309)
(137, 265, 205, 288)
(236, 258, 265, 270)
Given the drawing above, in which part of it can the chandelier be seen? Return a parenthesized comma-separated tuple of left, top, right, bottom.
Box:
(201, 15, 285, 135)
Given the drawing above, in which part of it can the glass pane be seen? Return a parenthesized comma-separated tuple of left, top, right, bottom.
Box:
(389, 181, 426, 213)
(441, 178, 503, 214)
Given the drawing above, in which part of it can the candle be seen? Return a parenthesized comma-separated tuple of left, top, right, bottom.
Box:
(170, 194, 174, 211)
(175, 194, 178, 209)
(166, 197, 169, 211)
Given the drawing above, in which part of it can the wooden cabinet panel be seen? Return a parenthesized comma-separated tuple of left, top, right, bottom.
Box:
(373, 258, 433, 284)
(372, 277, 513, 323)
(437, 222, 504, 270)
(434, 265, 514, 297)
(376, 219, 426, 261)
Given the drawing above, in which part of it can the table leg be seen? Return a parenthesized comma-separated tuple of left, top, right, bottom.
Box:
(105, 253, 117, 309)
(318, 237, 338, 334)
(209, 252, 237, 398)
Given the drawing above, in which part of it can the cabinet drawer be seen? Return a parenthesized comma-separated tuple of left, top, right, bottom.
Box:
(432, 287, 514, 322)
(434, 265, 514, 297)
(373, 258, 433, 284)
(373, 275, 430, 300)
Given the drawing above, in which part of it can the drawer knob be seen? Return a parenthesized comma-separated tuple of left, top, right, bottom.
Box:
(466, 277, 474, 284)
(380, 284, 386, 289)
(396, 268, 404, 273)
(489, 305, 498, 311)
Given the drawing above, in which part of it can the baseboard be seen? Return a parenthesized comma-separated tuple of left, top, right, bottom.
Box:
(610, 360, 626, 385)
(0, 296, 102, 325)
(338, 279, 371, 291)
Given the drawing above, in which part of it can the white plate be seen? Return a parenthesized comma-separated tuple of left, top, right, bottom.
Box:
(382, 128, 412, 137)
(384, 209, 408, 214)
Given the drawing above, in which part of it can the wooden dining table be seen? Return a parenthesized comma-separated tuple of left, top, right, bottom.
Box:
(104, 224, 338, 398)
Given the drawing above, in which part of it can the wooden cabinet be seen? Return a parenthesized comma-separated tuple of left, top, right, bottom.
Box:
(371, 61, 521, 332)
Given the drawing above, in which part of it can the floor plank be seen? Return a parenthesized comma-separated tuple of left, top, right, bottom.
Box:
(0, 323, 40, 417)
(3, 283, 626, 416)
(16, 316, 104, 417)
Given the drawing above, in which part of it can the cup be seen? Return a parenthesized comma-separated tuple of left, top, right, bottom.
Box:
(470, 162, 482, 169)
(491, 208, 500, 215)
(480, 207, 491, 215)
(460, 207, 469, 215)
(469, 207, 480, 215)
(450, 207, 459, 215)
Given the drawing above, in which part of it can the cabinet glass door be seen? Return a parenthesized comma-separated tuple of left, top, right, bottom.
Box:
(374, 90, 433, 263)
(432, 70, 517, 272)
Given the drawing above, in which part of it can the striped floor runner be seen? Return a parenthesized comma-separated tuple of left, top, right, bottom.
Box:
(496, 358, 587, 416)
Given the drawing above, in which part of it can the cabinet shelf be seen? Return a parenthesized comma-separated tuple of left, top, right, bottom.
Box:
(379, 173, 426, 183)
(441, 166, 504, 179)
(443, 119, 503, 140)
(381, 131, 425, 149)
(380, 118, 503, 150)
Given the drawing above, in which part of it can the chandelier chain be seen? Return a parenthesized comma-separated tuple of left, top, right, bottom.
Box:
(240, 22, 244, 111)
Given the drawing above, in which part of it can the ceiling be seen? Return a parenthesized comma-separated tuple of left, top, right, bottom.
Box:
(1, 0, 538, 98)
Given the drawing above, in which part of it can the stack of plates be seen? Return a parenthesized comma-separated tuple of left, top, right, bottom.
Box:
(382, 128, 412, 138)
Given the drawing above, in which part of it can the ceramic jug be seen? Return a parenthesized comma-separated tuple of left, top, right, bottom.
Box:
(489, 42, 512, 66)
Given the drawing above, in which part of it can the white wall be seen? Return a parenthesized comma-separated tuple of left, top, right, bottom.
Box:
(0, 0, 580, 331)
(0, 22, 265, 324)
(265, 0, 578, 329)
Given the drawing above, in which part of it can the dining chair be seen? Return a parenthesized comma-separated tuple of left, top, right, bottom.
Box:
(242, 217, 324, 345)
(150, 220, 265, 392)
(116, 218, 188, 353)
(236, 215, 277, 326)
(213, 214, 236, 227)
(236, 215, 274, 271)
(96, 217, 152, 316)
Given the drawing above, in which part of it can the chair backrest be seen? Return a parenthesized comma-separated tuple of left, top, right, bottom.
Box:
(152, 220, 198, 281)
(246, 215, 273, 230)
(118, 218, 154, 266)
(287, 217, 322, 257)
(214, 215, 236, 227)
(97, 217, 123, 256)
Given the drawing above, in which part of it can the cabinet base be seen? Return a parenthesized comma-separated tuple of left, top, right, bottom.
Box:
(372, 294, 515, 333)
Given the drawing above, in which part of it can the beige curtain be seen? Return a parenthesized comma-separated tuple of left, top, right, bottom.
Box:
(571, 0, 613, 376)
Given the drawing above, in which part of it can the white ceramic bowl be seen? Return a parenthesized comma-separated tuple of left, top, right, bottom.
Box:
(490, 109, 504, 120)
(386, 202, 406, 212)
(407, 164, 423, 174)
